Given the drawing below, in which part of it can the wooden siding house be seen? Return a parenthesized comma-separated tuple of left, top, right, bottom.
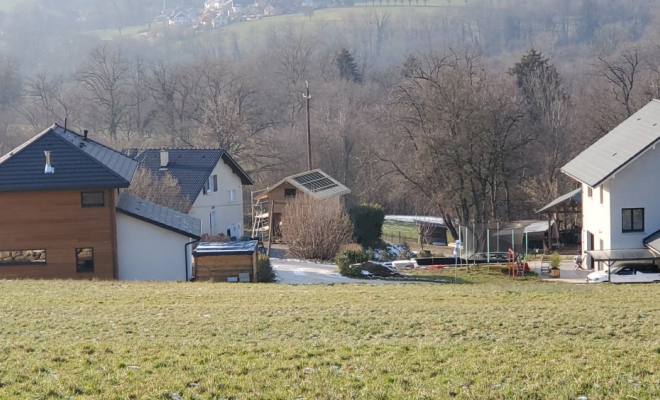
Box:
(0, 125, 202, 280)
(0, 125, 137, 279)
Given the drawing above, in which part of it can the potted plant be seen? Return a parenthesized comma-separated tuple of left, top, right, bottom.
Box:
(549, 252, 562, 278)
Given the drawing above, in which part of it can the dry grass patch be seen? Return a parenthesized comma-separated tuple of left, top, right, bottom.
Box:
(1, 279, 660, 398)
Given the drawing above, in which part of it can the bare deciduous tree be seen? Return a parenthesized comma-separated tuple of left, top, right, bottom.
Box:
(75, 44, 131, 141)
(281, 196, 353, 260)
(125, 167, 191, 213)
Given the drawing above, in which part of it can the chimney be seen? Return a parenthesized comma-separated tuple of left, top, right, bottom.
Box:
(83, 130, 88, 140)
(44, 151, 55, 174)
(160, 148, 169, 169)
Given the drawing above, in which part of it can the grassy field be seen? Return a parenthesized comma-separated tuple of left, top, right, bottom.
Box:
(2, 276, 660, 398)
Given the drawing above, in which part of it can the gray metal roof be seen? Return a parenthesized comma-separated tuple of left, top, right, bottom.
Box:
(117, 193, 201, 239)
(260, 169, 351, 200)
(193, 240, 258, 256)
(587, 249, 659, 262)
(0, 124, 138, 192)
(644, 230, 660, 255)
(124, 148, 253, 212)
(562, 100, 660, 187)
(536, 188, 582, 214)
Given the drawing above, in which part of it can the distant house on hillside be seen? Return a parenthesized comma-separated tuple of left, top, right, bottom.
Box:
(0, 125, 201, 281)
(231, 0, 251, 13)
(125, 148, 253, 239)
(205, 0, 224, 10)
(169, 12, 193, 27)
(212, 14, 230, 27)
(561, 99, 660, 270)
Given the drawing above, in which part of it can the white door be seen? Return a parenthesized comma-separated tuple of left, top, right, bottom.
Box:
(210, 211, 217, 236)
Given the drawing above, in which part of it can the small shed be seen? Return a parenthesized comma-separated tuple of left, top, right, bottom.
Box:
(254, 169, 351, 239)
(193, 241, 259, 282)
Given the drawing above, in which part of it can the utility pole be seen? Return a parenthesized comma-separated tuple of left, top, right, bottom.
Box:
(303, 81, 312, 171)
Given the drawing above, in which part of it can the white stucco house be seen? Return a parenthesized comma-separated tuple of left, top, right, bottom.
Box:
(125, 148, 253, 239)
(168, 12, 193, 27)
(561, 99, 660, 270)
(116, 193, 201, 281)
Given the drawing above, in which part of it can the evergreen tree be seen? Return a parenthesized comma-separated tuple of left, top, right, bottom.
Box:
(509, 49, 569, 123)
(335, 48, 362, 83)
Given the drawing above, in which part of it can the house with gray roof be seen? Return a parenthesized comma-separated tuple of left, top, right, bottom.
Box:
(0, 124, 201, 281)
(124, 148, 253, 239)
(561, 99, 660, 269)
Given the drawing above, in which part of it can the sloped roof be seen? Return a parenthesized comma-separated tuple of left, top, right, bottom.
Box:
(644, 229, 660, 255)
(124, 148, 253, 212)
(562, 100, 660, 188)
(536, 188, 582, 214)
(0, 124, 137, 192)
(259, 169, 350, 201)
(117, 193, 201, 239)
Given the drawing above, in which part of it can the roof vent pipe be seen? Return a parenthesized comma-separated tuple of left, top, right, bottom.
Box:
(160, 148, 169, 169)
(44, 151, 55, 174)
(83, 130, 88, 140)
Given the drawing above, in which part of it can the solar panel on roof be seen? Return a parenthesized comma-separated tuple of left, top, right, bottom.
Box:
(292, 171, 340, 193)
(293, 171, 325, 184)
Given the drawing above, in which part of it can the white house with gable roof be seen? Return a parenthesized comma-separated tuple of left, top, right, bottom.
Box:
(561, 99, 660, 269)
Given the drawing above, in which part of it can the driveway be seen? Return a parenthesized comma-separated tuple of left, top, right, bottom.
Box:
(271, 259, 425, 285)
(528, 260, 590, 284)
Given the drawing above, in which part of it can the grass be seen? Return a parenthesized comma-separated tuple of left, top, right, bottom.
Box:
(382, 220, 420, 244)
(2, 277, 660, 398)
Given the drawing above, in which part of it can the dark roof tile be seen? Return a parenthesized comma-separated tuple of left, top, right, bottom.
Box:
(117, 193, 201, 239)
(0, 124, 138, 192)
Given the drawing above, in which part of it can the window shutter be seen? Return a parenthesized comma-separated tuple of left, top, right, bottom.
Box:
(213, 175, 218, 192)
(203, 181, 207, 195)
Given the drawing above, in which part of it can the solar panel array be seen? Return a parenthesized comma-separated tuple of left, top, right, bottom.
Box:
(292, 171, 339, 193)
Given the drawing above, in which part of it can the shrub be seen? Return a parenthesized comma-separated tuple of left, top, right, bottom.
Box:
(349, 204, 385, 249)
(549, 252, 562, 269)
(257, 256, 275, 283)
(281, 196, 353, 260)
(335, 249, 369, 276)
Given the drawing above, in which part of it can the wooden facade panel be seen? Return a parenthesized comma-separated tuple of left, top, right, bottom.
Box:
(194, 253, 257, 282)
(0, 189, 117, 279)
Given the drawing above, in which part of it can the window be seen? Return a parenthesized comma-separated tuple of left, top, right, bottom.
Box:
(0, 250, 46, 265)
(587, 187, 593, 197)
(622, 208, 644, 233)
(228, 189, 237, 203)
(81, 192, 104, 207)
(285, 189, 297, 198)
(76, 248, 94, 273)
(204, 175, 218, 195)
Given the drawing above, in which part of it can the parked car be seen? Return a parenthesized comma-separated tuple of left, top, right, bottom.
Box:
(586, 263, 660, 284)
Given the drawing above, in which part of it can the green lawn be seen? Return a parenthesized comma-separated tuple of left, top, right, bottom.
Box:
(2, 277, 660, 398)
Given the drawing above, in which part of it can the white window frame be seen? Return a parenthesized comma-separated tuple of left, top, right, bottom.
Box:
(228, 189, 237, 203)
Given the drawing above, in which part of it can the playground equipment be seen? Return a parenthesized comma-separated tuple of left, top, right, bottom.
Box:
(507, 248, 528, 278)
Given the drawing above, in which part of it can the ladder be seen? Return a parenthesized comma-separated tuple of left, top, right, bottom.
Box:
(250, 190, 270, 253)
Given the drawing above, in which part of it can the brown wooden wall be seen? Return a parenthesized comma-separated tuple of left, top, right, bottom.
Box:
(194, 252, 257, 282)
(0, 189, 117, 279)
(261, 182, 297, 214)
